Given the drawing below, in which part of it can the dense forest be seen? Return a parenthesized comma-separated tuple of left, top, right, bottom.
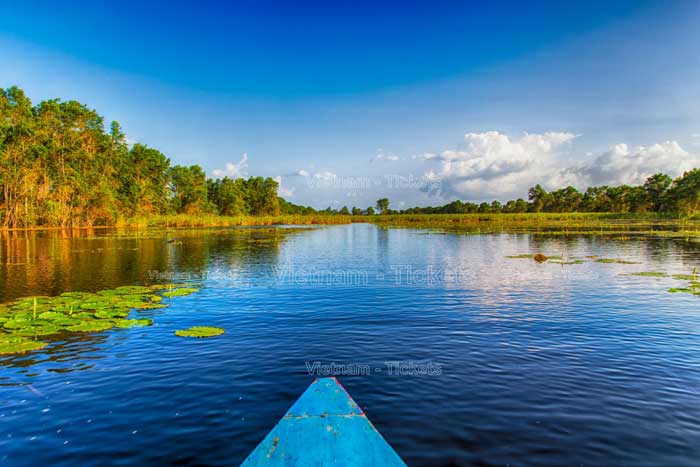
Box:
(0, 86, 299, 228)
(2, 86, 700, 228)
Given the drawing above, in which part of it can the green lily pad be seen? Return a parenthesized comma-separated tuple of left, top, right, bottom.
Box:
(38, 311, 66, 320)
(124, 302, 167, 309)
(114, 318, 153, 328)
(53, 317, 83, 326)
(0, 336, 48, 355)
(80, 301, 112, 310)
(115, 286, 153, 295)
(163, 288, 200, 298)
(73, 311, 96, 319)
(174, 326, 224, 338)
(11, 325, 62, 337)
(3, 318, 33, 329)
(94, 309, 130, 319)
(67, 321, 115, 332)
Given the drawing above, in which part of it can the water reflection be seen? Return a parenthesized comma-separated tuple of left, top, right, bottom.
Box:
(0, 227, 303, 302)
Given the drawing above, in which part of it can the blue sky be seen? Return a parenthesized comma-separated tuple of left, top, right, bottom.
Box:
(2, 1, 700, 208)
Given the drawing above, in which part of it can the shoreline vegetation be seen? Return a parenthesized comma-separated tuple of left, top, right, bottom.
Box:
(2, 212, 700, 238)
(3, 87, 700, 232)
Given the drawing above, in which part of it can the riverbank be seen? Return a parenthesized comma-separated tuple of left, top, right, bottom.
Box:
(3, 212, 700, 238)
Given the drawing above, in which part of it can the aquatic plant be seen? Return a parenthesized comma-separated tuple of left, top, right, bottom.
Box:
(626, 272, 668, 277)
(114, 318, 153, 328)
(162, 288, 199, 298)
(0, 283, 201, 355)
(594, 258, 640, 264)
(672, 273, 697, 281)
(0, 336, 48, 355)
(668, 288, 693, 294)
(174, 326, 224, 338)
(533, 253, 548, 263)
(67, 321, 117, 332)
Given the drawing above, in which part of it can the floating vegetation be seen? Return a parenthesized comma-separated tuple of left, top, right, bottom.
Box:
(0, 336, 48, 355)
(672, 274, 695, 281)
(66, 320, 122, 332)
(594, 258, 640, 264)
(162, 287, 199, 298)
(625, 271, 668, 277)
(505, 254, 533, 259)
(0, 284, 201, 354)
(114, 318, 153, 328)
(533, 253, 548, 263)
(668, 287, 693, 294)
(174, 326, 224, 338)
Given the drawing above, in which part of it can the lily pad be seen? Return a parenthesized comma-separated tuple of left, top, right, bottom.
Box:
(0, 336, 48, 355)
(80, 301, 112, 310)
(163, 288, 199, 298)
(67, 321, 115, 332)
(174, 326, 224, 338)
(53, 317, 83, 326)
(11, 325, 62, 337)
(115, 286, 153, 295)
(94, 309, 129, 319)
(114, 318, 153, 328)
(38, 311, 67, 320)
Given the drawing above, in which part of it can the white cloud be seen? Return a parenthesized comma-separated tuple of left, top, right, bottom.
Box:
(211, 153, 248, 179)
(416, 131, 700, 200)
(562, 141, 700, 187)
(372, 151, 400, 162)
(274, 175, 295, 198)
(417, 131, 577, 199)
(289, 169, 337, 181)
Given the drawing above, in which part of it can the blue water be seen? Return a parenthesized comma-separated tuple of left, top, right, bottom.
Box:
(1, 224, 700, 466)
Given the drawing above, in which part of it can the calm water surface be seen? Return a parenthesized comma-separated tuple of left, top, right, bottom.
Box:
(1, 224, 700, 466)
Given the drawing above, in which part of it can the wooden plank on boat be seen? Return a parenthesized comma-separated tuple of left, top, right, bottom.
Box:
(241, 377, 407, 466)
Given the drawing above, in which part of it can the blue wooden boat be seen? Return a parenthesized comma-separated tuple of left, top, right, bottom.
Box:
(241, 377, 407, 466)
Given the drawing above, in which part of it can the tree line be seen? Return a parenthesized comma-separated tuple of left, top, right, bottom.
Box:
(398, 172, 700, 215)
(3, 86, 700, 228)
(0, 86, 289, 228)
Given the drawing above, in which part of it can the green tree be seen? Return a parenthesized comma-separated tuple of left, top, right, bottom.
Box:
(528, 184, 547, 213)
(169, 165, 209, 214)
(644, 173, 672, 211)
(376, 198, 390, 214)
(208, 176, 247, 216)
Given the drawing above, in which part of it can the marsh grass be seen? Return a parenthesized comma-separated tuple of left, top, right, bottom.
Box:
(366, 213, 700, 238)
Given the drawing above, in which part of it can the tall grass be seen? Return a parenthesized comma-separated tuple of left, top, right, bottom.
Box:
(117, 213, 354, 228)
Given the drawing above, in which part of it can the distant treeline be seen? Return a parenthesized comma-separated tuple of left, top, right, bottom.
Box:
(397, 174, 700, 215)
(0, 86, 314, 228)
(2, 86, 700, 228)
(294, 173, 700, 217)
